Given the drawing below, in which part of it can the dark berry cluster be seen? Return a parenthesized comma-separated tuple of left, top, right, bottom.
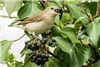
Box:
(25, 30, 56, 66)
(25, 41, 40, 51)
(28, 52, 49, 66)
(41, 39, 56, 46)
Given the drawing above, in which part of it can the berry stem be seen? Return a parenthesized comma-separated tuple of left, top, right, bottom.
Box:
(44, 44, 48, 54)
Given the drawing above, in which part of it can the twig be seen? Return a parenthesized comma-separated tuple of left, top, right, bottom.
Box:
(84, 8, 92, 22)
(39, 0, 45, 9)
(14, 34, 25, 42)
(0, 15, 17, 18)
(88, 45, 98, 63)
(97, 0, 100, 14)
(76, 22, 90, 26)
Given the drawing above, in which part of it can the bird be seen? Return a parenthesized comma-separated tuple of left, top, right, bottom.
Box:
(8, 6, 61, 39)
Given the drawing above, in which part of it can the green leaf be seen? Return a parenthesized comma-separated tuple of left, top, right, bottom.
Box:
(24, 60, 37, 67)
(41, 59, 56, 67)
(74, 17, 86, 24)
(44, 2, 58, 7)
(86, 21, 100, 48)
(70, 43, 92, 67)
(52, 59, 67, 67)
(18, 1, 43, 19)
(53, 37, 72, 59)
(0, 40, 13, 62)
(16, 61, 24, 67)
(67, 3, 88, 24)
(83, 2, 97, 16)
(54, 0, 63, 7)
(4, 0, 22, 16)
(57, 49, 71, 67)
(5, 53, 15, 63)
(20, 46, 32, 56)
(93, 60, 100, 67)
(51, 25, 61, 37)
(61, 26, 80, 43)
(55, 15, 60, 26)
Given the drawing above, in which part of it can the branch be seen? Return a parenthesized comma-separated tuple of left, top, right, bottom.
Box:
(0, 15, 17, 18)
(97, 0, 100, 14)
(39, 0, 45, 9)
(14, 34, 25, 42)
(88, 45, 98, 62)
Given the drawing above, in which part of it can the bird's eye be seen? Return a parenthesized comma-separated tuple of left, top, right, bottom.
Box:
(51, 7, 54, 10)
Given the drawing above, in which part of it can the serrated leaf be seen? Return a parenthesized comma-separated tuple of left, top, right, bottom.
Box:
(57, 49, 71, 67)
(53, 37, 72, 59)
(86, 21, 100, 48)
(70, 44, 92, 67)
(61, 26, 80, 43)
(5, 53, 15, 63)
(4, 0, 22, 16)
(0, 40, 13, 62)
(18, 1, 43, 19)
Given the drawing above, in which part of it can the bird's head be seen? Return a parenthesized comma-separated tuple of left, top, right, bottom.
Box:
(44, 6, 62, 16)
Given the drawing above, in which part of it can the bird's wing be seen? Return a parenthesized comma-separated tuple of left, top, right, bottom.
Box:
(17, 11, 44, 25)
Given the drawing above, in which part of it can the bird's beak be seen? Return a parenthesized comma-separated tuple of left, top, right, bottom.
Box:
(54, 7, 62, 15)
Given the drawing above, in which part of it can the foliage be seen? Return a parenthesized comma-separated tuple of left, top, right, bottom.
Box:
(0, 0, 100, 67)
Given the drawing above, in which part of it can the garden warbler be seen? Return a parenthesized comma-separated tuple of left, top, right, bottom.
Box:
(8, 6, 61, 39)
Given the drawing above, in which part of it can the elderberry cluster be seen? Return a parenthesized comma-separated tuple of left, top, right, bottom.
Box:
(24, 30, 56, 66)
(25, 41, 40, 51)
(28, 52, 49, 65)
(41, 30, 56, 46)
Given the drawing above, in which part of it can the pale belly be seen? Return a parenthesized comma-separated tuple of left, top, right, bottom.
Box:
(24, 22, 54, 35)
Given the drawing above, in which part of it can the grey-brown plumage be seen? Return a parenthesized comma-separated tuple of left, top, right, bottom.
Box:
(8, 6, 61, 38)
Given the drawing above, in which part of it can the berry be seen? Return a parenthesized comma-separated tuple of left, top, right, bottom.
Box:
(31, 59, 35, 62)
(37, 53, 41, 57)
(37, 58, 42, 62)
(33, 56, 37, 60)
(45, 54, 49, 58)
(29, 55, 33, 59)
(28, 52, 32, 56)
(48, 41, 53, 46)
(43, 58, 48, 62)
(31, 45, 35, 51)
(25, 41, 29, 44)
(26, 43, 32, 49)
(41, 39, 47, 44)
(33, 41, 37, 46)
(41, 53, 46, 58)
(52, 39, 56, 43)
(32, 52, 36, 56)
(45, 30, 52, 35)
